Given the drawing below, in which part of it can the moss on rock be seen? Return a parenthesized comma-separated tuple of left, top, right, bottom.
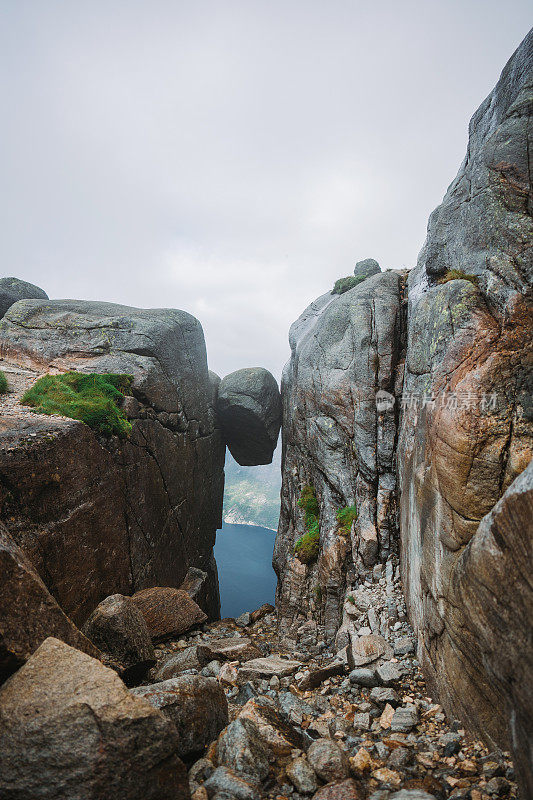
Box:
(21, 372, 134, 437)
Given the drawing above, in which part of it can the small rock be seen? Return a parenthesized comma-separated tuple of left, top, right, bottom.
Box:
(373, 767, 402, 787)
(387, 747, 412, 769)
(239, 695, 307, 755)
(439, 731, 462, 756)
(370, 687, 400, 707)
(197, 636, 262, 663)
(299, 660, 346, 690)
(312, 778, 361, 799)
(349, 668, 379, 687)
(235, 612, 251, 627)
(238, 655, 303, 682)
(204, 765, 260, 800)
(189, 757, 215, 787)
(393, 637, 415, 656)
(349, 747, 372, 774)
(353, 712, 371, 731)
(307, 738, 350, 783)
(348, 635, 392, 669)
(155, 646, 205, 680)
(379, 703, 395, 729)
(250, 603, 275, 624)
(390, 706, 418, 733)
(376, 661, 402, 686)
(215, 717, 270, 782)
(389, 791, 437, 800)
(232, 682, 258, 706)
(286, 757, 318, 794)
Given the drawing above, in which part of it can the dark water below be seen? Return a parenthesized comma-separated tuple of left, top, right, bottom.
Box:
(214, 522, 277, 618)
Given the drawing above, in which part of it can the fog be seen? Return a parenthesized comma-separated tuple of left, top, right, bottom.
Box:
(1, 1, 531, 378)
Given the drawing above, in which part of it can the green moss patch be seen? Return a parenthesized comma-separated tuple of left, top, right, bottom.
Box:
(332, 275, 366, 295)
(294, 527, 320, 564)
(437, 269, 478, 287)
(336, 504, 358, 535)
(0, 371, 8, 394)
(21, 372, 134, 437)
(295, 484, 320, 564)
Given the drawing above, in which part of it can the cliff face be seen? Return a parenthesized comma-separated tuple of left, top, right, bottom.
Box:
(276, 30, 532, 794)
(398, 29, 533, 753)
(273, 270, 405, 644)
(0, 299, 225, 624)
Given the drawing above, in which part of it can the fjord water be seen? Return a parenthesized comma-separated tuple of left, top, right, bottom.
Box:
(214, 522, 277, 618)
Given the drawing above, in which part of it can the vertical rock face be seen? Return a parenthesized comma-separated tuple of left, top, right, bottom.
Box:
(397, 28, 533, 786)
(274, 270, 405, 643)
(0, 300, 225, 625)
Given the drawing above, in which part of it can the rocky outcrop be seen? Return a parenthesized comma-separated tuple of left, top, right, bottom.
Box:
(274, 268, 404, 643)
(397, 29, 533, 790)
(0, 277, 48, 318)
(0, 521, 101, 683)
(0, 299, 225, 624)
(217, 367, 282, 465)
(275, 29, 532, 795)
(0, 637, 190, 800)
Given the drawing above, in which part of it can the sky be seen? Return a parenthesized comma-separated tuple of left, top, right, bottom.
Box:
(1, 2, 531, 380)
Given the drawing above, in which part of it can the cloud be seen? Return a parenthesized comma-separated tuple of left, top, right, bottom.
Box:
(0, 1, 531, 379)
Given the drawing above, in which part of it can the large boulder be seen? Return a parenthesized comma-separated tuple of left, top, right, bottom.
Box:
(274, 270, 404, 641)
(0, 299, 225, 624)
(216, 367, 282, 465)
(0, 522, 101, 684)
(0, 637, 190, 800)
(0, 277, 48, 319)
(132, 675, 228, 759)
(397, 30, 533, 796)
(131, 586, 207, 641)
(81, 593, 155, 685)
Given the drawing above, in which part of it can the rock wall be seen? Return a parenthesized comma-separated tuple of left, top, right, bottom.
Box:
(275, 29, 532, 794)
(397, 28, 533, 780)
(273, 270, 405, 644)
(0, 299, 225, 625)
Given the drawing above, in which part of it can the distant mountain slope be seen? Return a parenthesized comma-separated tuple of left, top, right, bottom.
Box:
(222, 448, 281, 531)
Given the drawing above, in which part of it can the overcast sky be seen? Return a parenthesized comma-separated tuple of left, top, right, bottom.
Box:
(1, 3, 531, 380)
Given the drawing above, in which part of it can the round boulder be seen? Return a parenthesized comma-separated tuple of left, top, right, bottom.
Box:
(0, 277, 48, 319)
(216, 367, 281, 466)
(353, 258, 381, 280)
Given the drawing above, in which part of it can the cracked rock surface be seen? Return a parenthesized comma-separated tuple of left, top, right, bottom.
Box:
(397, 29, 533, 794)
(0, 299, 225, 626)
(274, 268, 405, 644)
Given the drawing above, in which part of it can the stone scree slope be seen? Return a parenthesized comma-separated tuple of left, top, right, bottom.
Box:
(0, 299, 226, 626)
(275, 30, 533, 796)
